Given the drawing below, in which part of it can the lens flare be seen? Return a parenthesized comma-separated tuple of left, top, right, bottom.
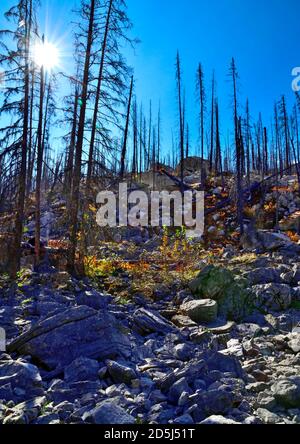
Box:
(33, 40, 59, 71)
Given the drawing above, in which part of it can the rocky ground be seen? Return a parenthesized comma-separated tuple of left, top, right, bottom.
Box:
(0, 228, 300, 425)
(1, 173, 300, 425)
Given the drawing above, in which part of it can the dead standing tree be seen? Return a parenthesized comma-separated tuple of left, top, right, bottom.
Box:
(68, 0, 96, 273)
(196, 63, 206, 184)
(230, 58, 244, 235)
(120, 75, 133, 179)
(34, 35, 45, 264)
(175, 51, 184, 193)
(0, 0, 37, 277)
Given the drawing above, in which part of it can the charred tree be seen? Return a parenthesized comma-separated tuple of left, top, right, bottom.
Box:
(120, 75, 133, 179)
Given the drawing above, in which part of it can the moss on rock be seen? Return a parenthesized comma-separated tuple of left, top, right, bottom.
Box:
(189, 265, 253, 322)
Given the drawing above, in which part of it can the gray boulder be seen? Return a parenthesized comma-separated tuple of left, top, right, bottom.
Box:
(271, 377, 300, 408)
(7, 306, 131, 370)
(205, 351, 245, 379)
(168, 377, 191, 404)
(257, 231, 293, 251)
(82, 400, 135, 424)
(173, 414, 194, 424)
(195, 388, 235, 417)
(247, 268, 281, 285)
(47, 380, 101, 404)
(189, 265, 253, 321)
(256, 408, 282, 424)
(252, 283, 292, 311)
(132, 308, 176, 335)
(174, 343, 193, 361)
(76, 290, 112, 310)
(64, 357, 99, 383)
(200, 415, 241, 424)
(288, 335, 300, 354)
(0, 358, 44, 403)
(106, 360, 137, 385)
(181, 299, 218, 324)
(9, 396, 46, 424)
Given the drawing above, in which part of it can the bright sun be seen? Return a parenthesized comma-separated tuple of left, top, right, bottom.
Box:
(33, 41, 59, 71)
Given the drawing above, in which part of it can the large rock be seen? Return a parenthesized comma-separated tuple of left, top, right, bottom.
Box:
(83, 400, 135, 424)
(106, 360, 137, 385)
(47, 380, 101, 404)
(252, 283, 292, 311)
(0, 358, 44, 403)
(271, 377, 300, 408)
(7, 306, 131, 370)
(189, 266, 253, 321)
(256, 408, 282, 424)
(158, 351, 245, 393)
(256, 231, 293, 251)
(247, 268, 281, 285)
(132, 308, 176, 335)
(76, 290, 113, 310)
(0, 306, 21, 339)
(222, 339, 244, 358)
(168, 377, 191, 404)
(195, 388, 235, 417)
(26, 211, 55, 238)
(189, 266, 234, 300)
(200, 415, 241, 425)
(288, 334, 300, 354)
(6, 396, 46, 424)
(205, 351, 245, 378)
(64, 357, 99, 383)
(181, 299, 218, 324)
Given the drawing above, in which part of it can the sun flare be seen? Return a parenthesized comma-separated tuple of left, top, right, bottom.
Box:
(33, 40, 59, 71)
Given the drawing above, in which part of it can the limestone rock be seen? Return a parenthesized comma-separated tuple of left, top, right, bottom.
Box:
(106, 360, 137, 385)
(200, 415, 241, 425)
(271, 377, 300, 408)
(132, 308, 176, 335)
(189, 265, 252, 321)
(82, 400, 135, 424)
(0, 358, 44, 403)
(7, 306, 131, 370)
(64, 357, 99, 383)
(252, 283, 292, 311)
(257, 231, 293, 251)
(180, 299, 218, 324)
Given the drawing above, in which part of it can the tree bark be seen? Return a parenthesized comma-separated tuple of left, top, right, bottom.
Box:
(87, 0, 113, 183)
(35, 41, 45, 265)
(120, 75, 133, 179)
(68, 0, 96, 273)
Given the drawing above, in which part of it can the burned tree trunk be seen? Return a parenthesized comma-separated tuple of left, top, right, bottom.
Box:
(120, 75, 134, 179)
(35, 42, 45, 264)
(87, 0, 113, 183)
(68, 0, 96, 273)
(176, 52, 184, 192)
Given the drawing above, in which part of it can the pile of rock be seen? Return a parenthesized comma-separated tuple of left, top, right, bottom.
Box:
(0, 250, 300, 425)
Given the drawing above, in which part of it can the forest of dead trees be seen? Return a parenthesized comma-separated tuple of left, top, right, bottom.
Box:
(0, 0, 300, 279)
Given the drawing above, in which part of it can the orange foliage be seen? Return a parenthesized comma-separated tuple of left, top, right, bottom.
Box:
(286, 231, 300, 243)
(264, 202, 276, 213)
(48, 239, 70, 250)
(271, 186, 293, 193)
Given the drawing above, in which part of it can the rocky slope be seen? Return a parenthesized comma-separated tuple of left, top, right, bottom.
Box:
(0, 232, 300, 425)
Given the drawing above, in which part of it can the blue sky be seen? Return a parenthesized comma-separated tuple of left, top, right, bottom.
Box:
(125, 0, 300, 156)
(1, 0, 300, 159)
